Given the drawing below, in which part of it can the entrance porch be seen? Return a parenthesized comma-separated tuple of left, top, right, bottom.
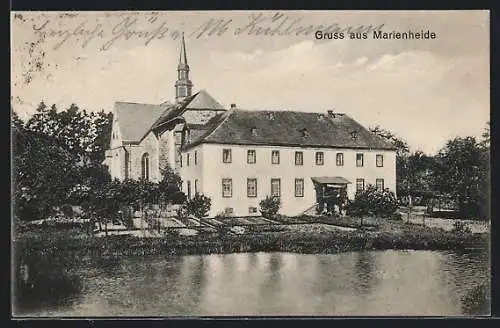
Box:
(311, 176, 351, 215)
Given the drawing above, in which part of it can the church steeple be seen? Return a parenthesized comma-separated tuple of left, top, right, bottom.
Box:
(175, 33, 193, 103)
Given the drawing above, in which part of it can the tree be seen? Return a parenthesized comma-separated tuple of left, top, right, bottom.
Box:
(346, 185, 398, 222)
(13, 102, 113, 221)
(370, 125, 410, 157)
(25, 102, 113, 165)
(259, 196, 281, 219)
(370, 125, 411, 199)
(158, 165, 184, 206)
(185, 193, 212, 219)
(434, 137, 489, 219)
(12, 112, 81, 220)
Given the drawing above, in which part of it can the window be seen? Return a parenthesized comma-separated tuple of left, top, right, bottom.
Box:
(187, 181, 191, 199)
(271, 178, 281, 197)
(141, 153, 150, 181)
(225, 207, 234, 215)
(247, 178, 257, 198)
(222, 178, 232, 198)
(249, 207, 258, 214)
(174, 131, 182, 145)
(376, 178, 384, 191)
(336, 153, 344, 166)
(272, 150, 280, 164)
(356, 153, 364, 167)
(247, 150, 256, 164)
(376, 154, 384, 167)
(179, 151, 183, 168)
(194, 179, 198, 194)
(124, 151, 129, 180)
(186, 153, 190, 166)
(356, 178, 365, 192)
(315, 152, 324, 165)
(295, 178, 304, 197)
(194, 151, 198, 165)
(251, 127, 258, 136)
(295, 151, 303, 165)
(223, 149, 232, 163)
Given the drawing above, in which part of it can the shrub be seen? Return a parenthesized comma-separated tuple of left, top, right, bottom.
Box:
(214, 211, 233, 221)
(259, 195, 281, 219)
(346, 185, 398, 218)
(60, 204, 74, 218)
(390, 212, 403, 221)
(452, 221, 472, 234)
(170, 191, 187, 205)
(180, 193, 212, 219)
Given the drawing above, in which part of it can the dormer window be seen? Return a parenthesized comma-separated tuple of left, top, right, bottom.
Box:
(251, 127, 258, 137)
(183, 129, 191, 144)
(300, 128, 310, 138)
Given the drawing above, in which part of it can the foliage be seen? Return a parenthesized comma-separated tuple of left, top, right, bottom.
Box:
(12, 103, 112, 221)
(158, 165, 185, 205)
(433, 136, 489, 219)
(346, 185, 398, 218)
(183, 193, 212, 219)
(60, 204, 74, 218)
(12, 115, 81, 220)
(25, 102, 113, 163)
(452, 221, 472, 234)
(259, 195, 281, 219)
(214, 211, 233, 220)
(370, 125, 410, 157)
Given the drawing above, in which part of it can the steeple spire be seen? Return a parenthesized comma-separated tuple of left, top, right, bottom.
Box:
(175, 33, 193, 103)
(179, 32, 188, 66)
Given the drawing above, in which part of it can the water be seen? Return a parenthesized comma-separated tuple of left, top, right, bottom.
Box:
(14, 249, 490, 317)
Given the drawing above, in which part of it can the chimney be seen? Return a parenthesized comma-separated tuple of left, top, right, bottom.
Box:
(230, 104, 237, 109)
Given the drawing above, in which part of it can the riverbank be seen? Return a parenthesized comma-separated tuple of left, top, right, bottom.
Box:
(13, 217, 489, 311)
(14, 218, 489, 259)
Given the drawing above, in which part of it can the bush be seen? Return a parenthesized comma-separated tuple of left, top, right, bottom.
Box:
(178, 193, 212, 219)
(170, 191, 187, 205)
(214, 211, 233, 220)
(346, 185, 398, 218)
(259, 195, 281, 219)
(60, 204, 74, 218)
(390, 213, 403, 221)
(452, 221, 472, 234)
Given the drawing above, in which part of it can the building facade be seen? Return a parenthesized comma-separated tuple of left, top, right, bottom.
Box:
(103, 36, 397, 217)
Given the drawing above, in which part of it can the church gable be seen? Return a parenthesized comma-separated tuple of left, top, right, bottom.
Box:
(114, 102, 166, 144)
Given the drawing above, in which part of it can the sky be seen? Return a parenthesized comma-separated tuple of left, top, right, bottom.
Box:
(11, 10, 490, 154)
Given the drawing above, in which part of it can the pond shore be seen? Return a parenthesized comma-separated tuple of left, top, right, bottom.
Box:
(14, 218, 489, 259)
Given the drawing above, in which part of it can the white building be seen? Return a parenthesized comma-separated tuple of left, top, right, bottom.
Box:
(103, 35, 397, 217)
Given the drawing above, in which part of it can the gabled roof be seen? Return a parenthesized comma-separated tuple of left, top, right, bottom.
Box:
(115, 90, 226, 144)
(183, 109, 396, 151)
(149, 90, 225, 135)
(114, 102, 168, 143)
(185, 89, 225, 110)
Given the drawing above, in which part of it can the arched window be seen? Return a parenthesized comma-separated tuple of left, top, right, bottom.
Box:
(141, 153, 150, 181)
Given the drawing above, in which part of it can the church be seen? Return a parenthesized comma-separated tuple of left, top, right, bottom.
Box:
(103, 36, 397, 217)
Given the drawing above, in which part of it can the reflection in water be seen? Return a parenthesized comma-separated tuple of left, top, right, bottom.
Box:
(14, 249, 490, 317)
